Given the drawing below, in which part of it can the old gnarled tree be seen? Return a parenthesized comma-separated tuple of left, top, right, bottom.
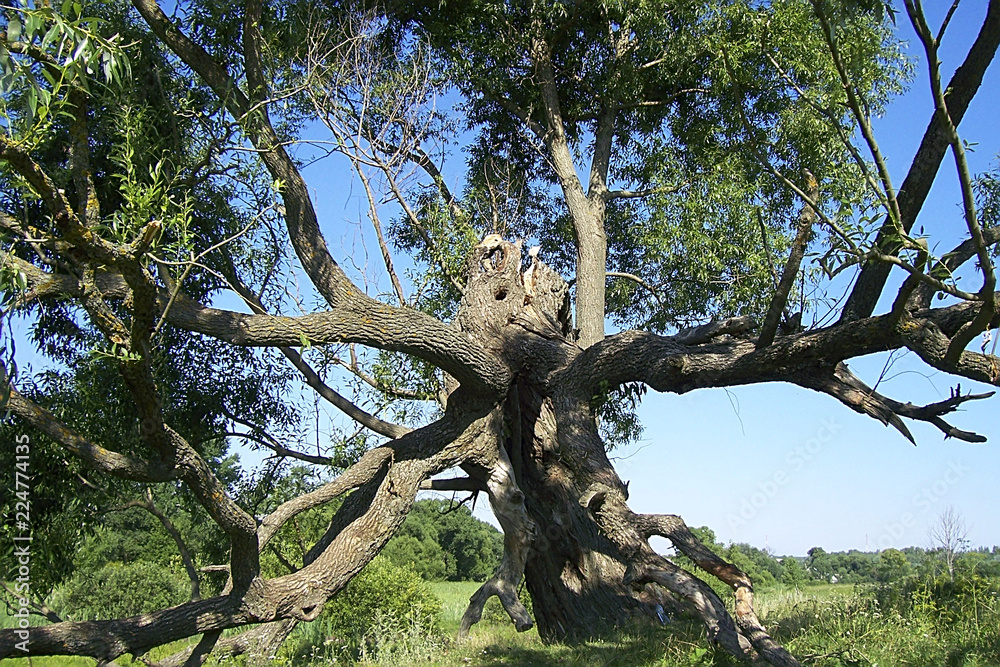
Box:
(0, 0, 998, 665)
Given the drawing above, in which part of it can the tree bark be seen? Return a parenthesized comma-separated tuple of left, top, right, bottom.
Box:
(453, 240, 797, 664)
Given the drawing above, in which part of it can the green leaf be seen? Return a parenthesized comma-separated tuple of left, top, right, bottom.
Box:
(26, 86, 37, 120)
(8, 16, 22, 43)
(41, 24, 61, 50)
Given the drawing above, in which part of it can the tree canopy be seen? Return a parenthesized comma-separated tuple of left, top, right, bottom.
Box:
(0, 0, 998, 664)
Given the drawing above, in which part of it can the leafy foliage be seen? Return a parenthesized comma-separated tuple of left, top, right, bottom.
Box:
(308, 555, 442, 650)
(381, 498, 503, 582)
(49, 560, 188, 621)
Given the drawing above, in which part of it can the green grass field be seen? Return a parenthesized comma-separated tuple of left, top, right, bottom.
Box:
(4, 580, 998, 666)
(422, 581, 854, 667)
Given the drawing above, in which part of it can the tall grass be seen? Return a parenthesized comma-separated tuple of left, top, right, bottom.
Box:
(770, 576, 1000, 666)
(4, 575, 997, 666)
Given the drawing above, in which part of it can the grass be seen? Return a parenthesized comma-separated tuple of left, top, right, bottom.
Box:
(4, 580, 998, 666)
(405, 582, 856, 667)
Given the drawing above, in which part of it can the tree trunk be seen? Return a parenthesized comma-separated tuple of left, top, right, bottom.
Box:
(512, 383, 647, 640)
(456, 238, 799, 666)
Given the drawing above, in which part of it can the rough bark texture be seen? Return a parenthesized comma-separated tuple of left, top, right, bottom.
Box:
(449, 240, 800, 662)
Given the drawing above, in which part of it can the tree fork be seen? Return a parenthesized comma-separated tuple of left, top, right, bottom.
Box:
(453, 237, 802, 665)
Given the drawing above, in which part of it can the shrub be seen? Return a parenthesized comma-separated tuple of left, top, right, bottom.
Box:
(49, 560, 188, 620)
(284, 555, 442, 663)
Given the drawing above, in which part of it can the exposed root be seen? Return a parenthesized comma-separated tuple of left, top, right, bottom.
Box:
(623, 558, 754, 660)
(634, 513, 800, 667)
(458, 441, 536, 638)
(582, 483, 801, 667)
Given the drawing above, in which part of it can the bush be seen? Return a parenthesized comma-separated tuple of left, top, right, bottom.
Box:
(284, 555, 442, 664)
(49, 560, 188, 620)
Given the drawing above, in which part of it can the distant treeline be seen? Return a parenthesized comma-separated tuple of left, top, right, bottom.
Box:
(383, 509, 1000, 588)
(381, 498, 503, 582)
(682, 526, 1000, 587)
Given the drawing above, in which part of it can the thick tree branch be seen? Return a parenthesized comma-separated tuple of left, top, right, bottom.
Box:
(0, 134, 78, 223)
(458, 439, 535, 637)
(630, 510, 799, 667)
(588, 102, 616, 200)
(672, 316, 756, 345)
(419, 476, 486, 492)
(577, 485, 758, 663)
(899, 312, 1000, 386)
(67, 89, 101, 227)
(165, 294, 511, 391)
(840, 0, 1000, 321)
(4, 389, 176, 481)
(1, 392, 496, 661)
(529, 30, 606, 347)
(2, 252, 509, 397)
(564, 299, 999, 408)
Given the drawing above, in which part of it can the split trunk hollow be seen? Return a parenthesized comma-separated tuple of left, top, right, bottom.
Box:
(453, 239, 799, 666)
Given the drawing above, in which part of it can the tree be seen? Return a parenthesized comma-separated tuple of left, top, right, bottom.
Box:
(780, 557, 806, 587)
(0, 0, 998, 665)
(381, 498, 503, 581)
(929, 506, 972, 580)
(807, 547, 834, 582)
(875, 548, 912, 582)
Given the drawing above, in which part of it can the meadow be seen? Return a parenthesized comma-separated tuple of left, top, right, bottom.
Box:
(4, 576, 998, 666)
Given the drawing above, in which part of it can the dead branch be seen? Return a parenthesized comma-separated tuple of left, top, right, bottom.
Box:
(758, 172, 818, 348)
